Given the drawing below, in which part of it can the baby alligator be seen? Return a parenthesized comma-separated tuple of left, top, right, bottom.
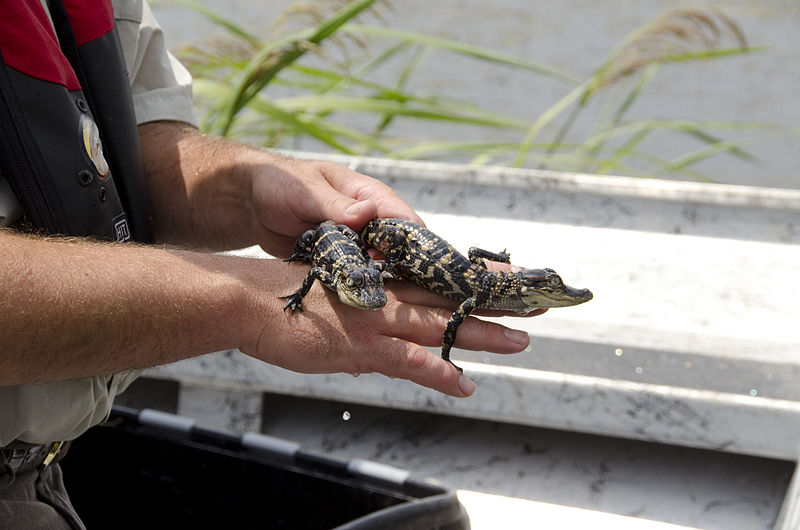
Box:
(281, 221, 387, 312)
(361, 218, 593, 371)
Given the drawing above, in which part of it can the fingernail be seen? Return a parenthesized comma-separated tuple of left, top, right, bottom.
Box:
(510, 265, 523, 273)
(458, 374, 476, 396)
(345, 200, 368, 216)
(505, 328, 530, 347)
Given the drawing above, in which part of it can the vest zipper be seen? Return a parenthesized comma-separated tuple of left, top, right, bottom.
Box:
(0, 56, 62, 234)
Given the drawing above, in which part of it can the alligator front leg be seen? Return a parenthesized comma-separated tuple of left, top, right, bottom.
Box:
(280, 267, 334, 313)
(366, 223, 407, 271)
(468, 247, 511, 267)
(372, 259, 395, 280)
(441, 297, 477, 373)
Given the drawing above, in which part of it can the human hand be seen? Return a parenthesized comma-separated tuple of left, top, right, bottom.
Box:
(237, 259, 542, 398)
(247, 155, 423, 257)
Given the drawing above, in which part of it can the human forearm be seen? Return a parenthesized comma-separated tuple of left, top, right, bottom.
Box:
(138, 121, 422, 255)
(0, 227, 536, 395)
(139, 121, 257, 250)
(0, 229, 256, 385)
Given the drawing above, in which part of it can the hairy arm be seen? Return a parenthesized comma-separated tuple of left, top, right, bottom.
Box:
(0, 121, 533, 396)
(0, 230, 248, 385)
(138, 121, 421, 253)
(0, 229, 527, 396)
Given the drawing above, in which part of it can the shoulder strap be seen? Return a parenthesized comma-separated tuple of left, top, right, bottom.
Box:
(46, 0, 155, 243)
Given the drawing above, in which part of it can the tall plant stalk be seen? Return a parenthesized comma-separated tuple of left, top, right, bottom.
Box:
(175, 1, 796, 182)
(201, 0, 381, 135)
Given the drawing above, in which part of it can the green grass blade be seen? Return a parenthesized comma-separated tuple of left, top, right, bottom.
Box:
(627, 151, 715, 182)
(663, 137, 762, 172)
(537, 100, 585, 170)
(375, 44, 429, 133)
(581, 119, 786, 153)
(173, 0, 261, 47)
(596, 128, 652, 174)
(194, 79, 358, 152)
(216, 0, 380, 135)
(281, 64, 535, 133)
(659, 46, 765, 64)
(342, 24, 578, 83)
(274, 95, 531, 129)
(284, 65, 410, 100)
(581, 64, 660, 172)
(513, 82, 589, 167)
(678, 129, 760, 165)
(389, 140, 549, 159)
(287, 41, 417, 102)
(609, 64, 659, 128)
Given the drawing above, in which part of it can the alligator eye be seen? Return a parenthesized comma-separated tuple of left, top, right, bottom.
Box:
(347, 271, 364, 287)
(548, 275, 563, 287)
(520, 269, 548, 285)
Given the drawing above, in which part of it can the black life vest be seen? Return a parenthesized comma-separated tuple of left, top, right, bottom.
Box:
(0, 0, 153, 242)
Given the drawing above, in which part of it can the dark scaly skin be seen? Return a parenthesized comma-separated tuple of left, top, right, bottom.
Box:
(361, 218, 593, 372)
(281, 221, 388, 312)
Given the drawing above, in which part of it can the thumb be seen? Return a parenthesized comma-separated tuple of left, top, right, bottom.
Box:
(328, 196, 378, 230)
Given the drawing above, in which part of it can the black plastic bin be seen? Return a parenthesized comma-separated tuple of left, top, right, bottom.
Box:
(61, 406, 470, 530)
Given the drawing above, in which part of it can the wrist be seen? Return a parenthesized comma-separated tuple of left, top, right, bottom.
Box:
(216, 253, 289, 355)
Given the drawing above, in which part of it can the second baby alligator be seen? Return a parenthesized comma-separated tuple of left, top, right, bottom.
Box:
(281, 220, 388, 312)
(361, 218, 593, 372)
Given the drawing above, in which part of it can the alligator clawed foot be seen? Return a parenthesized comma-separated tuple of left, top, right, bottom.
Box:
(446, 358, 464, 374)
(280, 293, 304, 313)
(284, 250, 311, 263)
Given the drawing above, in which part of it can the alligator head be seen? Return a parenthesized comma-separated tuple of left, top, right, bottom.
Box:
(336, 267, 387, 310)
(515, 268, 593, 312)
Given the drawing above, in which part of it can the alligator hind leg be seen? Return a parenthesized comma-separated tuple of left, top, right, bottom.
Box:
(468, 247, 511, 267)
(285, 229, 316, 263)
(441, 297, 477, 373)
(334, 223, 361, 241)
(280, 267, 333, 313)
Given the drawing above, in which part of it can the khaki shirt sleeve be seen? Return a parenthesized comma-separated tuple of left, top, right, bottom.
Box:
(112, 0, 198, 127)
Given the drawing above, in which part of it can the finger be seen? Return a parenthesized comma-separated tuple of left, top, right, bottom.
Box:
(307, 179, 379, 229)
(365, 336, 476, 398)
(386, 282, 549, 318)
(484, 260, 517, 273)
(319, 163, 424, 226)
(381, 300, 531, 354)
(385, 280, 460, 309)
(445, 313, 531, 353)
